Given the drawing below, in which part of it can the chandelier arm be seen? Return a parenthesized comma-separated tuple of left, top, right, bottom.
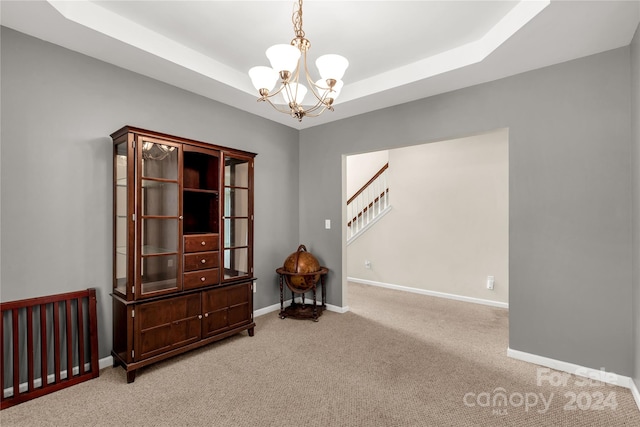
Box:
(260, 83, 287, 100)
(303, 96, 327, 112)
(304, 100, 332, 115)
(262, 97, 298, 115)
(301, 51, 337, 109)
(283, 83, 295, 107)
(278, 59, 304, 111)
(302, 52, 328, 105)
(303, 104, 333, 118)
(306, 87, 328, 106)
(292, 62, 302, 96)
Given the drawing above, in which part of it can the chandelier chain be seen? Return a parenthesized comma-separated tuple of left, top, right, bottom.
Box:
(292, 0, 305, 39)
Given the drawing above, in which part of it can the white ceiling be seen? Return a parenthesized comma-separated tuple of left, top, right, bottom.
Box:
(1, 1, 639, 130)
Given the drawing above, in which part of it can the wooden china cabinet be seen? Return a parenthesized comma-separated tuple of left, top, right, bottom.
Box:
(111, 126, 255, 383)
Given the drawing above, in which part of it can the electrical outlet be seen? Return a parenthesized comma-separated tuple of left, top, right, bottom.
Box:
(365, 260, 371, 269)
(253, 281, 257, 293)
(486, 276, 495, 290)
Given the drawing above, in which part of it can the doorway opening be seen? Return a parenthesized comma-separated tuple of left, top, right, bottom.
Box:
(343, 128, 509, 310)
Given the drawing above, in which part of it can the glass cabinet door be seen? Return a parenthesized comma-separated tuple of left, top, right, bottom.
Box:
(114, 140, 132, 297)
(137, 137, 182, 297)
(223, 155, 253, 280)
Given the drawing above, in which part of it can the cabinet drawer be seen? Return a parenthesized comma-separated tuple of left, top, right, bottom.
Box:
(184, 268, 220, 290)
(184, 251, 219, 271)
(184, 234, 219, 253)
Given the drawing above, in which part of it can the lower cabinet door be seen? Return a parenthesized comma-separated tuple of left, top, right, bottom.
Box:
(202, 282, 251, 338)
(226, 283, 252, 329)
(135, 293, 202, 360)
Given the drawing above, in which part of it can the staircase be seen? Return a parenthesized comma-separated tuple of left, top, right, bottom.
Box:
(347, 163, 391, 243)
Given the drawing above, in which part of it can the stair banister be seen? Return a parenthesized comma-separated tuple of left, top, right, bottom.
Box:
(347, 163, 390, 240)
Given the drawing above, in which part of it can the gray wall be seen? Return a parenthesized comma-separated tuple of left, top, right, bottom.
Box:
(631, 22, 640, 390)
(2, 23, 638, 381)
(300, 47, 634, 375)
(0, 27, 300, 359)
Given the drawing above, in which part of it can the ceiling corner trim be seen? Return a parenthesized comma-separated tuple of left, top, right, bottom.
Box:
(46, 0, 253, 95)
(339, 0, 550, 104)
(43, 0, 550, 114)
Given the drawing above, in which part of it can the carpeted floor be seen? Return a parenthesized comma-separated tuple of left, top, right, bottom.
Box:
(2, 282, 639, 426)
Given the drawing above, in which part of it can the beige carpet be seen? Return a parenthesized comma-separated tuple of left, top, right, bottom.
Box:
(2, 282, 639, 426)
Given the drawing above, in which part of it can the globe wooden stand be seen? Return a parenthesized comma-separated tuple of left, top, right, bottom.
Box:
(276, 267, 328, 322)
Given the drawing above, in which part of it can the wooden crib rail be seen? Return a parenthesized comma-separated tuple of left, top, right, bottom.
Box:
(1, 288, 99, 409)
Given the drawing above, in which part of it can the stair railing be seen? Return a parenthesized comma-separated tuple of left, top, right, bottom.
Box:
(347, 163, 390, 241)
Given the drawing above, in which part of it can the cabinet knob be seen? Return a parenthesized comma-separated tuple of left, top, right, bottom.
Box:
(200, 277, 206, 282)
(198, 315, 202, 319)
(204, 313, 209, 317)
(201, 259, 206, 264)
(179, 216, 183, 220)
(201, 241, 206, 246)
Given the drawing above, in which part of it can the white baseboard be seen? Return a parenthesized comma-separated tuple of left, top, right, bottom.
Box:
(99, 356, 113, 370)
(254, 302, 282, 317)
(507, 347, 634, 390)
(631, 378, 640, 411)
(327, 303, 350, 314)
(349, 277, 508, 309)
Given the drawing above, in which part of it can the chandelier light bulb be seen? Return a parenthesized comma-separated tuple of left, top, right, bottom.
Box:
(266, 44, 301, 76)
(316, 54, 349, 81)
(249, 66, 279, 93)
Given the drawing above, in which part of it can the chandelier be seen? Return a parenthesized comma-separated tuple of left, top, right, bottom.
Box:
(248, 0, 349, 122)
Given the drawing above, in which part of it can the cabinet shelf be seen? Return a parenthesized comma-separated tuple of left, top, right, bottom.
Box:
(142, 178, 178, 188)
(141, 245, 176, 256)
(184, 187, 219, 195)
(223, 244, 250, 250)
(141, 279, 178, 294)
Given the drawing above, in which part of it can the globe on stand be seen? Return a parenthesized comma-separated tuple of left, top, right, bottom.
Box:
(282, 245, 321, 293)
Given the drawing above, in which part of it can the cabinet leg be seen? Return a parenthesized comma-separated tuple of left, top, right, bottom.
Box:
(248, 327, 255, 337)
(126, 370, 136, 384)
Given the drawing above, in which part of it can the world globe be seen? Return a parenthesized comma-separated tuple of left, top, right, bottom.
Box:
(282, 245, 321, 292)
